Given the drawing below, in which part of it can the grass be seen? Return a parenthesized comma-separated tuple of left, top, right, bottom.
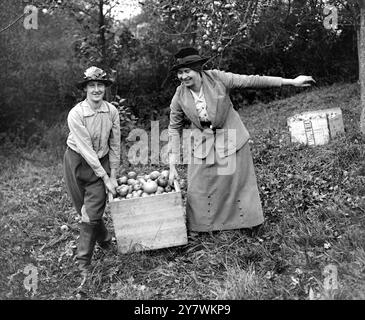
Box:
(1, 82, 365, 300)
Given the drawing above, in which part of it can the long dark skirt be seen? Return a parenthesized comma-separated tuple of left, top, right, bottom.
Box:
(186, 142, 264, 232)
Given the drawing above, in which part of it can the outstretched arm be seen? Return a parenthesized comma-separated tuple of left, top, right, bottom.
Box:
(211, 69, 315, 89)
(282, 75, 315, 87)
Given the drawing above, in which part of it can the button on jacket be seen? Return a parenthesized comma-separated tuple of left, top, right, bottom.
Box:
(66, 100, 121, 178)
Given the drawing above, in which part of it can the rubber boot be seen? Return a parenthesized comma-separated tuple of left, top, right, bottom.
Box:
(77, 222, 98, 275)
(96, 219, 112, 249)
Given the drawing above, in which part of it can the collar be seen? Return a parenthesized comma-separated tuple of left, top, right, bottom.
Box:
(80, 100, 109, 116)
(189, 85, 204, 101)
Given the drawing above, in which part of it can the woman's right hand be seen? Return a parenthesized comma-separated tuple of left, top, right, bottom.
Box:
(169, 165, 179, 186)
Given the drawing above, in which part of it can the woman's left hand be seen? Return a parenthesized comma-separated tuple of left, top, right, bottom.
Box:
(109, 169, 118, 193)
(292, 75, 316, 87)
(110, 177, 118, 189)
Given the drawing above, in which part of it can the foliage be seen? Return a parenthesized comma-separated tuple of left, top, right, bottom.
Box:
(0, 0, 360, 136)
(0, 0, 82, 136)
(141, 0, 262, 52)
(110, 96, 138, 140)
(116, 0, 359, 120)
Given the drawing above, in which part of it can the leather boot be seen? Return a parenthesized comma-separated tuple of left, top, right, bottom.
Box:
(77, 222, 98, 273)
(96, 219, 112, 249)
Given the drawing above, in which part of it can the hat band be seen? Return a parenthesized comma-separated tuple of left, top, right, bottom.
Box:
(176, 55, 204, 64)
(83, 76, 108, 81)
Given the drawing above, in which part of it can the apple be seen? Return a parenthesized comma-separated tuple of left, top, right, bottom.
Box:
(143, 180, 158, 194)
(160, 170, 169, 178)
(137, 177, 146, 184)
(127, 171, 137, 179)
(133, 182, 143, 191)
(157, 176, 168, 188)
(60, 225, 69, 232)
(149, 171, 160, 180)
(156, 186, 164, 194)
(117, 176, 128, 185)
(117, 185, 129, 197)
(127, 178, 137, 185)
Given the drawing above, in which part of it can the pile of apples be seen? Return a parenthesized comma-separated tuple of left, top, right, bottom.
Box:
(113, 170, 182, 200)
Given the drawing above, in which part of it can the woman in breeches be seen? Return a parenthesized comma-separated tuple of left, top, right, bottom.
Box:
(63, 66, 120, 278)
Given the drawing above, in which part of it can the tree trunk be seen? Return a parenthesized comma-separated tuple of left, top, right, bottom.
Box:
(359, 3, 365, 133)
(98, 0, 111, 101)
(98, 0, 106, 66)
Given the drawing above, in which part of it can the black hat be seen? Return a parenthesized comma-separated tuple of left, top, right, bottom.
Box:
(170, 47, 210, 72)
(76, 66, 113, 90)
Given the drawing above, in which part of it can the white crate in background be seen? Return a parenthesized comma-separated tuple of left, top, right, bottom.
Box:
(287, 108, 344, 146)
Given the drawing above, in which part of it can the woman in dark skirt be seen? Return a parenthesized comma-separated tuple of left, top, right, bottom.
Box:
(63, 66, 120, 278)
(168, 47, 314, 233)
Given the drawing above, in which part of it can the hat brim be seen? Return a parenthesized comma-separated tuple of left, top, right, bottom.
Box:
(170, 57, 209, 72)
(76, 79, 113, 90)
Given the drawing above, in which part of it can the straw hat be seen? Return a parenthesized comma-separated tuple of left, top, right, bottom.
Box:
(76, 66, 113, 90)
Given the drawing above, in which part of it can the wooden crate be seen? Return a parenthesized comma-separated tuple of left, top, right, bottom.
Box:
(108, 181, 188, 254)
(287, 107, 344, 146)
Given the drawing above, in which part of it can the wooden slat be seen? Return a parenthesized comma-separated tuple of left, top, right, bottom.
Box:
(114, 216, 186, 236)
(112, 210, 185, 227)
(116, 227, 188, 253)
(108, 180, 187, 254)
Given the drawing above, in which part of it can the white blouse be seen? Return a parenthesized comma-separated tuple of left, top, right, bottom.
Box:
(66, 100, 120, 178)
(190, 87, 210, 122)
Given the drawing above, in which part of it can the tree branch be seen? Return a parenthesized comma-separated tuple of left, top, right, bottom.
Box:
(0, 13, 26, 34)
(104, 3, 118, 17)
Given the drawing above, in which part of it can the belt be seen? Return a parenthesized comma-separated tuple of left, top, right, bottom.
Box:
(67, 146, 107, 161)
(200, 121, 213, 129)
